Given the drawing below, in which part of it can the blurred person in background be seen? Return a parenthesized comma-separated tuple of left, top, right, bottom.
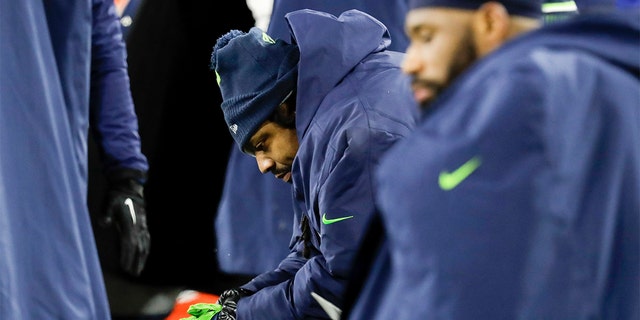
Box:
(245, 0, 274, 31)
(347, 0, 639, 319)
(88, 0, 259, 318)
(1, 0, 149, 317)
(86, 1, 169, 319)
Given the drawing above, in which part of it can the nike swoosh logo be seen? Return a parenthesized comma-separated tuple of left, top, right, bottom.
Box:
(124, 198, 136, 225)
(439, 156, 481, 191)
(322, 213, 354, 225)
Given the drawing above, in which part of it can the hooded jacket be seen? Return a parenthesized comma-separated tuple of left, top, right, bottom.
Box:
(216, 0, 410, 278)
(0, 0, 147, 317)
(353, 9, 640, 320)
(236, 9, 418, 319)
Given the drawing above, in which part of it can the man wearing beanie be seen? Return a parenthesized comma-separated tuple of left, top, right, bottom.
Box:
(215, 0, 412, 282)
(207, 8, 419, 320)
(347, 0, 640, 319)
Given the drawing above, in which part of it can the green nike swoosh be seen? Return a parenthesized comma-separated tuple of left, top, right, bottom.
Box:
(439, 156, 481, 191)
(322, 213, 354, 225)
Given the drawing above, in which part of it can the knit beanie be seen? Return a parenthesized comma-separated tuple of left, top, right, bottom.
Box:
(210, 27, 299, 151)
(409, 0, 543, 18)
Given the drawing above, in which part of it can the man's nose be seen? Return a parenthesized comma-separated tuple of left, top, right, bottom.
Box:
(401, 44, 422, 75)
(255, 153, 275, 174)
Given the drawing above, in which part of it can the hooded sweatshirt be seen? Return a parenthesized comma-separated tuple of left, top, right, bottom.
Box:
(357, 9, 640, 320)
(216, 0, 410, 278)
(236, 9, 419, 319)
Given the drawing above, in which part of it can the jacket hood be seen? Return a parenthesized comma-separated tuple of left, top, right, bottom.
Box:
(515, 11, 639, 78)
(284, 9, 393, 137)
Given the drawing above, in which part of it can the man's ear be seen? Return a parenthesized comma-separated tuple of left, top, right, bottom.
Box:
(472, 1, 510, 57)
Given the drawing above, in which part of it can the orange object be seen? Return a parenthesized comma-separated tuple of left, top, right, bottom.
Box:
(165, 290, 220, 320)
(112, 0, 130, 16)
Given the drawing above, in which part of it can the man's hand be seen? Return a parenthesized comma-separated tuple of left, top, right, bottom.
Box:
(212, 288, 251, 320)
(101, 171, 150, 276)
(181, 289, 251, 320)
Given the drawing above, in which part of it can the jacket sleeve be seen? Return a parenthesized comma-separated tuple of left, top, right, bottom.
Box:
(236, 126, 400, 319)
(239, 210, 307, 293)
(89, 0, 148, 176)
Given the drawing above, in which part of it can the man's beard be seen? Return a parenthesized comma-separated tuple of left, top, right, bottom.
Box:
(419, 29, 478, 110)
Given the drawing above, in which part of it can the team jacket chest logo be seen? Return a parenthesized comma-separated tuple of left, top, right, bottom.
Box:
(438, 156, 481, 190)
(322, 213, 354, 225)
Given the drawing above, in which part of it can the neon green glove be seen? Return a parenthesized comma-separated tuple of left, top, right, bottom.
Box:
(180, 303, 223, 320)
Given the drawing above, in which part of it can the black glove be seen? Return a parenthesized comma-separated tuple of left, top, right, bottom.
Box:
(101, 169, 150, 276)
(214, 288, 251, 320)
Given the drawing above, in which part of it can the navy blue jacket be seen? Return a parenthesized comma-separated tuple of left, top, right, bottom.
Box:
(216, 0, 410, 276)
(0, 0, 147, 317)
(235, 9, 418, 319)
(351, 10, 640, 320)
(267, 0, 409, 51)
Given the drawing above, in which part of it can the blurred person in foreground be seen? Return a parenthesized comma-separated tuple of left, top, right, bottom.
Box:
(215, 0, 411, 278)
(202, 8, 418, 320)
(1, 0, 149, 317)
(347, 0, 640, 319)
